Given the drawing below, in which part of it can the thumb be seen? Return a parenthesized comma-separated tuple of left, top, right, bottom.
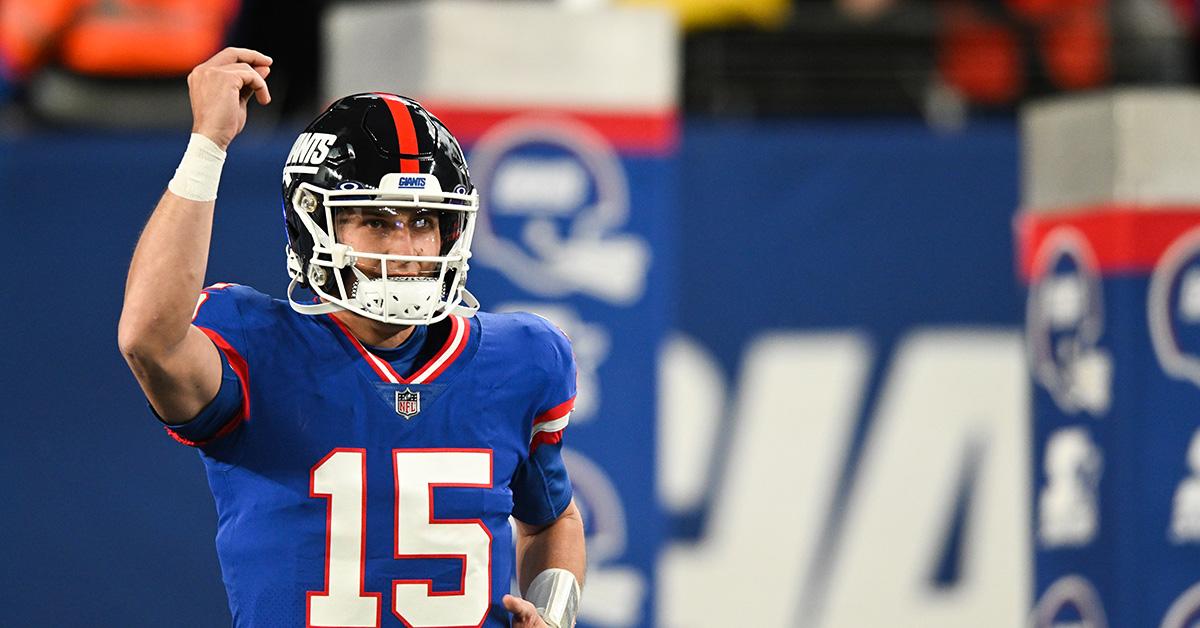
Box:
(503, 594, 528, 615)
(504, 593, 547, 624)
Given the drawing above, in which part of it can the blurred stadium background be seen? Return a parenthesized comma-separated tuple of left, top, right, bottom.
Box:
(4, 0, 1200, 626)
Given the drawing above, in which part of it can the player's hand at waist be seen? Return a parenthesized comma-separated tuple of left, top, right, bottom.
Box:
(187, 47, 272, 151)
(503, 594, 552, 628)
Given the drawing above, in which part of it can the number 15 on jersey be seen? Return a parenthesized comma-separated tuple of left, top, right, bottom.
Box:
(308, 448, 494, 628)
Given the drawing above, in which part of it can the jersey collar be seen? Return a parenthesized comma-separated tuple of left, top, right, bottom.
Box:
(326, 313, 471, 385)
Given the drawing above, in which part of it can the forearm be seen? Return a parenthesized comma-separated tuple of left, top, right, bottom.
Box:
(515, 500, 586, 594)
(118, 186, 217, 356)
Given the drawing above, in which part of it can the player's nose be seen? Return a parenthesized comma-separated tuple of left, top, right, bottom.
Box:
(385, 234, 417, 255)
(383, 233, 425, 276)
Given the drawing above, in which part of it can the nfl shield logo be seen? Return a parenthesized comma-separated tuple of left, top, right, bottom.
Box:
(394, 388, 420, 419)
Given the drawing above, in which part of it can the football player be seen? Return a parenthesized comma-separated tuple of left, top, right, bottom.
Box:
(118, 47, 585, 628)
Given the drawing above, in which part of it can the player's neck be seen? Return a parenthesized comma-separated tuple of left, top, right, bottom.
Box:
(333, 310, 415, 348)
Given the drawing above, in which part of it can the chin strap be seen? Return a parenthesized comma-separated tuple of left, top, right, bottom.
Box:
(453, 289, 480, 318)
(287, 279, 344, 315)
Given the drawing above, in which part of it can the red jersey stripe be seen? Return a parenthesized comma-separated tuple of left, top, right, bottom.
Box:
(327, 314, 469, 385)
(167, 326, 251, 447)
(326, 314, 404, 383)
(534, 396, 575, 425)
(529, 429, 564, 454)
(410, 316, 469, 384)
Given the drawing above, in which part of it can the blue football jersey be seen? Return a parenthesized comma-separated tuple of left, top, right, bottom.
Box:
(164, 283, 576, 628)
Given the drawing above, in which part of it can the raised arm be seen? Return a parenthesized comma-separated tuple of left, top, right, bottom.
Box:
(117, 47, 272, 424)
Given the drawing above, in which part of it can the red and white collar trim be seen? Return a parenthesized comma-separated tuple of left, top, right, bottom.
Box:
(328, 314, 470, 384)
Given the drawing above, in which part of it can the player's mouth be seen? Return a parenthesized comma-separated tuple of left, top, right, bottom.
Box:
(358, 271, 434, 281)
(354, 263, 434, 280)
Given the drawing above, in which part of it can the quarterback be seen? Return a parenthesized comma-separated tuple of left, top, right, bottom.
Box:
(118, 48, 585, 628)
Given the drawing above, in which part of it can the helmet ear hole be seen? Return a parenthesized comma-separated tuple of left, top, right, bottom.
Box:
(295, 188, 319, 213)
(308, 265, 328, 287)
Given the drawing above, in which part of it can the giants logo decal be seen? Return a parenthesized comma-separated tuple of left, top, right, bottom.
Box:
(396, 177, 426, 189)
(287, 132, 337, 167)
(283, 133, 339, 186)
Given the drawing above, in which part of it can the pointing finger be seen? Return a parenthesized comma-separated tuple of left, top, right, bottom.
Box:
(229, 66, 271, 105)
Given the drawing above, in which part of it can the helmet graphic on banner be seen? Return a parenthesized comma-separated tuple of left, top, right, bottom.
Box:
(1026, 227, 1112, 416)
(281, 93, 480, 325)
(469, 116, 650, 304)
(1162, 580, 1200, 628)
(1030, 575, 1108, 628)
(1149, 226, 1200, 389)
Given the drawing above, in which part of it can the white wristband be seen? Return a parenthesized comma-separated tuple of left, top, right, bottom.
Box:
(168, 133, 226, 202)
(525, 568, 580, 628)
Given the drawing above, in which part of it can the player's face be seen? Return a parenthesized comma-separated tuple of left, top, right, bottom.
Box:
(334, 207, 442, 278)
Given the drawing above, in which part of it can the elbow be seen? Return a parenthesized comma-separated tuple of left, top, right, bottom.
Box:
(117, 321, 151, 371)
(117, 315, 140, 359)
(117, 310, 149, 358)
(117, 312, 168, 366)
(118, 322, 174, 384)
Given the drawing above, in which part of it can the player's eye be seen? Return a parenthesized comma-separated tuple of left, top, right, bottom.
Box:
(411, 212, 436, 231)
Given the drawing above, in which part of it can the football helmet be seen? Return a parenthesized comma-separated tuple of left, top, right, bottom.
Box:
(282, 93, 479, 325)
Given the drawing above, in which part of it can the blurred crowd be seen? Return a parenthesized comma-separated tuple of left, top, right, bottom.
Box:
(0, 0, 1195, 129)
(0, 0, 325, 129)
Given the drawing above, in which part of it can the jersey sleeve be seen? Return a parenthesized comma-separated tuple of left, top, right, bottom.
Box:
(156, 282, 258, 447)
(160, 349, 245, 446)
(511, 314, 577, 526)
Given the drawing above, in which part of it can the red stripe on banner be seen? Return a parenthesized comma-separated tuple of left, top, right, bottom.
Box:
(420, 102, 679, 155)
(534, 396, 576, 425)
(167, 326, 251, 447)
(378, 94, 421, 173)
(1015, 206, 1200, 282)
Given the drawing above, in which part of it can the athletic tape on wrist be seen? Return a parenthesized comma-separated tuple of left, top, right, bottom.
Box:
(526, 568, 580, 628)
(168, 133, 226, 202)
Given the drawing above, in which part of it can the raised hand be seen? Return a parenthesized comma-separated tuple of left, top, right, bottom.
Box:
(187, 47, 273, 150)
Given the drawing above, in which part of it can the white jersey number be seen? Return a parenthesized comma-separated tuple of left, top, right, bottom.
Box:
(307, 448, 494, 628)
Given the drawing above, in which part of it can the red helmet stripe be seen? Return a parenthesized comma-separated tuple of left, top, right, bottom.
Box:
(378, 94, 420, 173)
